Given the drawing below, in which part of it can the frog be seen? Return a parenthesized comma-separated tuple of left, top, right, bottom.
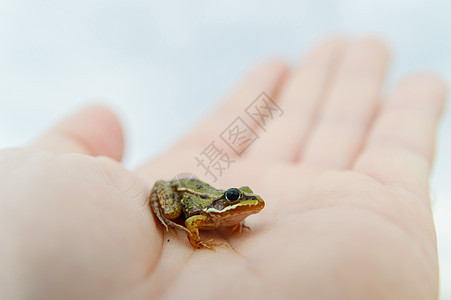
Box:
(149, 178, 265, 250)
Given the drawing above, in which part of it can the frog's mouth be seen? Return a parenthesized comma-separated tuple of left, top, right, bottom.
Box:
(204, 199, 265, 215)
(204, 199, 264, 226)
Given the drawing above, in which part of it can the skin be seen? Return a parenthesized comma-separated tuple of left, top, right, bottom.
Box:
(0, 37, 447, 299)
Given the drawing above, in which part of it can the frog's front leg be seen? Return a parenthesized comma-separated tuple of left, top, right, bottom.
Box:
(150, 180, 190, 234)
(185, 215, 229, 251)
(231, 221, 251, 236)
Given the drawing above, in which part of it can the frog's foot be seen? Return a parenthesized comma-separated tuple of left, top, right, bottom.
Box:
(161, 218, 191, 236)
(153, 212, 191, 237)
(192, 239, 229, 251)
(185, 215, 229, 250)
(154, 212, 170, 231)
(152, 209, 190, 237)
(231, 222, 251, 236)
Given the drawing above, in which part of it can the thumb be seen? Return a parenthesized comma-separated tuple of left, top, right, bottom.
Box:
(30, 105, 124, 161)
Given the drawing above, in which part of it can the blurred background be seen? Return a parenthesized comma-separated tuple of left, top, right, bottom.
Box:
(0, 0, 450, 297)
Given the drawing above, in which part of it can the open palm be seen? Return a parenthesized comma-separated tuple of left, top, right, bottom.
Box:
(3, 37, 445, 300)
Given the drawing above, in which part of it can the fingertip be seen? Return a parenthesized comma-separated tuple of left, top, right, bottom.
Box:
(301, 36, 347, 69)
(342, 37, 391, 72)
(394, 72, 448, 115)
(244, 58, 290, 88)
(312, 35, 348, 54)
(400, 72, 448, 96)
(69, 105, 125, 160)
(225, 57, 290, 106)
(33, 105, 125, 160)
(257, 57, 290, 72)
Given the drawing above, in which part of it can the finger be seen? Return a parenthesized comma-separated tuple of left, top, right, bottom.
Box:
(135, 61, 288, 183)
(246, 37, 346, 161)
(173, 60, 289, 158)
(300, 38, 390, 169)
(353, 73, 447, 199)
(31, 105, 124, 160)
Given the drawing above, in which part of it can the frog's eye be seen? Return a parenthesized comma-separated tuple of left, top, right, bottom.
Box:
(225, 188, 241, 202)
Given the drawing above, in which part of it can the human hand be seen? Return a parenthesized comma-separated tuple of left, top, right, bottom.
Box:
(136, 37, 446, 299)
(0, 37, 446, 300)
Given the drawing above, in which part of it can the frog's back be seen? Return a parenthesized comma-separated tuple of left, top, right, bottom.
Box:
(169, 178, 224, 219)
(169, 178, 219, 194)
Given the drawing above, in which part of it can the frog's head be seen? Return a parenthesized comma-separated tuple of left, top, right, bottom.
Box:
(203, 186, 265, 226)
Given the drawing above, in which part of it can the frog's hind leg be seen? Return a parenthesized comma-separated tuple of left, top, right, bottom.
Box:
(149, 180, 190, 235)
(149, 183, 169, 231)
(163, 219, 190, 237)
(185, 215, 229, 251)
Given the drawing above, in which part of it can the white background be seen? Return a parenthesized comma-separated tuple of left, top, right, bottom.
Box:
(0, 0, 450, 298)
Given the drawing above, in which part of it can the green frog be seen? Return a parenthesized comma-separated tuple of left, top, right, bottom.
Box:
(149, 178, 265, 250)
